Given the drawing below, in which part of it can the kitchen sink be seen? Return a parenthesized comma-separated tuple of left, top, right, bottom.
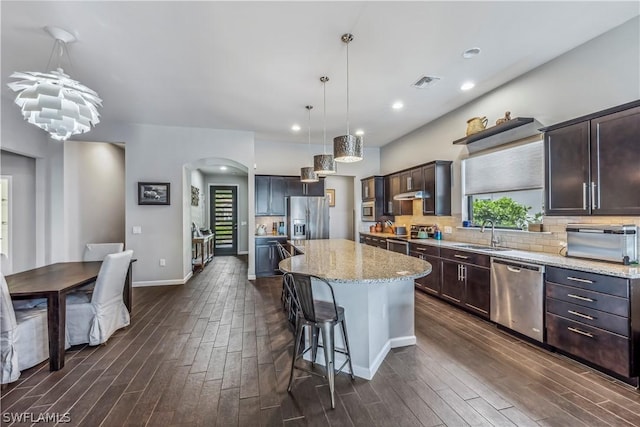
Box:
(453, 244, 512, 252)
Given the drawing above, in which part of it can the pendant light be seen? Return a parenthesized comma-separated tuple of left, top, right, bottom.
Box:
(314, 76, 337, 175)
(7, 26, 102, 141)
(300, 105, 319, 183)
(333, 33, 363, 163)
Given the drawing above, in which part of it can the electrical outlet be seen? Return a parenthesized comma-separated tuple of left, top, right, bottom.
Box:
(559, 241, 567, 248)
(159, 258, 166, 267)
(444, 226, 453, 234)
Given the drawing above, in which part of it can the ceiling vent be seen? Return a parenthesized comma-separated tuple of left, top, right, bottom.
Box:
(412, 75, 441, 89)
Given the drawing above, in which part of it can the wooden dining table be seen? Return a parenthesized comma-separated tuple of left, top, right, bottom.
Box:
(5, 261, 134, 371)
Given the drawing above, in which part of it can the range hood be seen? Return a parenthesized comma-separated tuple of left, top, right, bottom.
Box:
(393, 191, 430, 200)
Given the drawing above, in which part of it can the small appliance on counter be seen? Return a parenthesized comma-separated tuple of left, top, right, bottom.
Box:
(566, 224, 638, 264)
(410, 224, 437, 239)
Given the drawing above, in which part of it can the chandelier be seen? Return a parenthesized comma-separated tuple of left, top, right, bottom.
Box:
(7, 26, 102, 141)
(300, 105, 319, 183)
(333, 33, 363, 163)
(313, 76, 337, 175)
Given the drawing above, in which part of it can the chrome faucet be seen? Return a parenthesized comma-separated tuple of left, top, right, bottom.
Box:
(481, 220, 499, 247)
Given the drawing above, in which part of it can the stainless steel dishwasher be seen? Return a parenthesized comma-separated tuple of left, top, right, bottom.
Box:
(491, 258, 545, 342)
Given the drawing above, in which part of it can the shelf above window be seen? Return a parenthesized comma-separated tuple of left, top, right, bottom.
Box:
(453, 117, 542, 153)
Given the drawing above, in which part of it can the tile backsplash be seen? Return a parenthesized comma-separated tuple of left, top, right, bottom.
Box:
(389, 201, 640, 256)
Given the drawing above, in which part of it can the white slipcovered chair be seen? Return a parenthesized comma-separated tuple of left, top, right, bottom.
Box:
(83, 243, 124, 262)
(1, 274, 50, 384)
(75, 243, 125, 294)
(66, 250, 134, 346)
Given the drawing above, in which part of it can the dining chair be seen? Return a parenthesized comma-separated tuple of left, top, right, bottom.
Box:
(1, 274, 50, 384)
(65, 250, 134, 346)
(75, 242, 125, 293)
(285, 272, 354, 409)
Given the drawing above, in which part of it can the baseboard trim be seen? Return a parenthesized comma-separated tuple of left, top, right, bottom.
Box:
(133, 272, 192, 287)
(248, 274, 256, 280)
(238, 250, 248, 255)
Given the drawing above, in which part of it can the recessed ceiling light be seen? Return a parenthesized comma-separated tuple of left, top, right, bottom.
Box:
(412, 75, 441, 89)
(392, 101, 404, 110)
(355, 129, 364, 136)
(462, 47, 482, 59)
(291, 124, 301, 132)
(220, 166, 227, 171)
(460, 81, 475, 91)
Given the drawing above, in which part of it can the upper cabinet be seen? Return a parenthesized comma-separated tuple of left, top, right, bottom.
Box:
(543, 101, 640, 216)
(383, 161, 452, 217)
(361, 176, 383, 201)
(422, 161, 452, 216)
(256, 175, 325, 217)
(256, 175, 286, 216)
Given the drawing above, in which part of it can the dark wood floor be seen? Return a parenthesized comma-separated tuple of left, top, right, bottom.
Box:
(2, 255, 640, 426)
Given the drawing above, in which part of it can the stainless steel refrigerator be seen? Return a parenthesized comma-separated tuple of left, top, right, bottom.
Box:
(286, 196, 330, 241)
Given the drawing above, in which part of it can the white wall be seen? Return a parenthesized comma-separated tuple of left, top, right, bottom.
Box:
(0, 151, 36, 273)
(380, 17, 640, 216)
(90, 123, 255, 286)
(63, 141, 125, 261)
(204, 173, 249, 254)
(325, 175, 355, 240)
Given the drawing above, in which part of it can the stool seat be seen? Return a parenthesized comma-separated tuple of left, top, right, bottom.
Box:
(285, 272, 354, 409)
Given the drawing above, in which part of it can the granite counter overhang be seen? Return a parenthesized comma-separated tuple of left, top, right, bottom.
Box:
(281, 239, 432, 283)
(359, 231, 640, 279)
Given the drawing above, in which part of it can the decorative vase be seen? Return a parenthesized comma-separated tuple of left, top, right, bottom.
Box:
(466, 116, 488, 136)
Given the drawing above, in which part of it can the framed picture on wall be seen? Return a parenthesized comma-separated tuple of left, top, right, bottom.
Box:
(138, 182, 170, 205)
(326, 188, 335, 207)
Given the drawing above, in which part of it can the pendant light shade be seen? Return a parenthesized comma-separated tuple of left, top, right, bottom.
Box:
(300, 105, 319, 183)
(314, 76, 337, 175)
(333, 33, 363, 163)
(7, 26, 102, 141)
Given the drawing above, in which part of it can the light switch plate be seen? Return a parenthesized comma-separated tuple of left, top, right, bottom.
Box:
(132, 226, 142, 234)
(444, 226, 453, 234)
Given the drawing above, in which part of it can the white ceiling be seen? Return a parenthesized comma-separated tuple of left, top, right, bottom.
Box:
(2, 1, 638, 148)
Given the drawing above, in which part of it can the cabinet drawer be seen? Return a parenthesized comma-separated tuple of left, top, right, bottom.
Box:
(546, 312, 630, 377)
(546, 282, 628, 317)
(440, 248, 490, 268)
(546, 266, 628, 298)
(546, 297, 628, 337)
(410, 243, 439, 257)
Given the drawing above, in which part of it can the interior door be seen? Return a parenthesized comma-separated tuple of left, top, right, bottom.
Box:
(210, 186, 237, 256)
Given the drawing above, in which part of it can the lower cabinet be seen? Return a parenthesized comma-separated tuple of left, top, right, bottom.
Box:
(545, 266, 636, 379)
(359, 233, 388, 249)
(410, 243, 440, 295)
(440, 249, 491, 319)
(255, 237, 288, 277)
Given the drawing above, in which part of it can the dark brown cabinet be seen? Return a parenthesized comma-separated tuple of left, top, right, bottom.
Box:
(400, 167, 423, 193)
(543, 101, 640, 216)
(359, 233, 387, 249)
(256, 175, 286, 216)
(410, 243, 440, 295)
(440, 248, 491, 319)
(361, 176, 383, 201)
(545, 266, 638, 379)
(255, 236, 288, 277)
(286, 177, 325, 197)
(384, 173, 411, 216)
(422, 161, 452, 216)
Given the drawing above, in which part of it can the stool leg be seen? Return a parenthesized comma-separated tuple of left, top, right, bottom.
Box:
(288, 321, 304, 392)
(310, 326, 319, 367)
(320, 322, 336, 409)
(340, 319, 355, 380)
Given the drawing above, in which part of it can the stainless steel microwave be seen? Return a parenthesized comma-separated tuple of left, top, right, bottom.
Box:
(362, 201, 375, 221)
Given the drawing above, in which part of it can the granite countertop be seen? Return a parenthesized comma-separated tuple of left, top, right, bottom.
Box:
(359, 231, 640, 279)
(254, 234, 288, 239)
(280, 239, 431, 283)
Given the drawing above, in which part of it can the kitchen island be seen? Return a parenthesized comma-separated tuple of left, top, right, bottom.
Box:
(279, 239, 431, 379)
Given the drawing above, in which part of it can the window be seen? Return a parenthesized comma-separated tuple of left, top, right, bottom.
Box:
(463, 140, 544, 229)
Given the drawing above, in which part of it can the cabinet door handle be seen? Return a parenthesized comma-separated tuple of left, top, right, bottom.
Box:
(582, 182, 587, 210)
(461, 265, 466, 281)
(567, 276, 594, 284)
(568, 310, 595, 321)
(567, 293, 594, 302)
(591, 182, 597, 209)
(416, 247, 426, 251)
(568, 326, 594, 338)
(457, 264, 461, 281)
(454, 254, 469, 259)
